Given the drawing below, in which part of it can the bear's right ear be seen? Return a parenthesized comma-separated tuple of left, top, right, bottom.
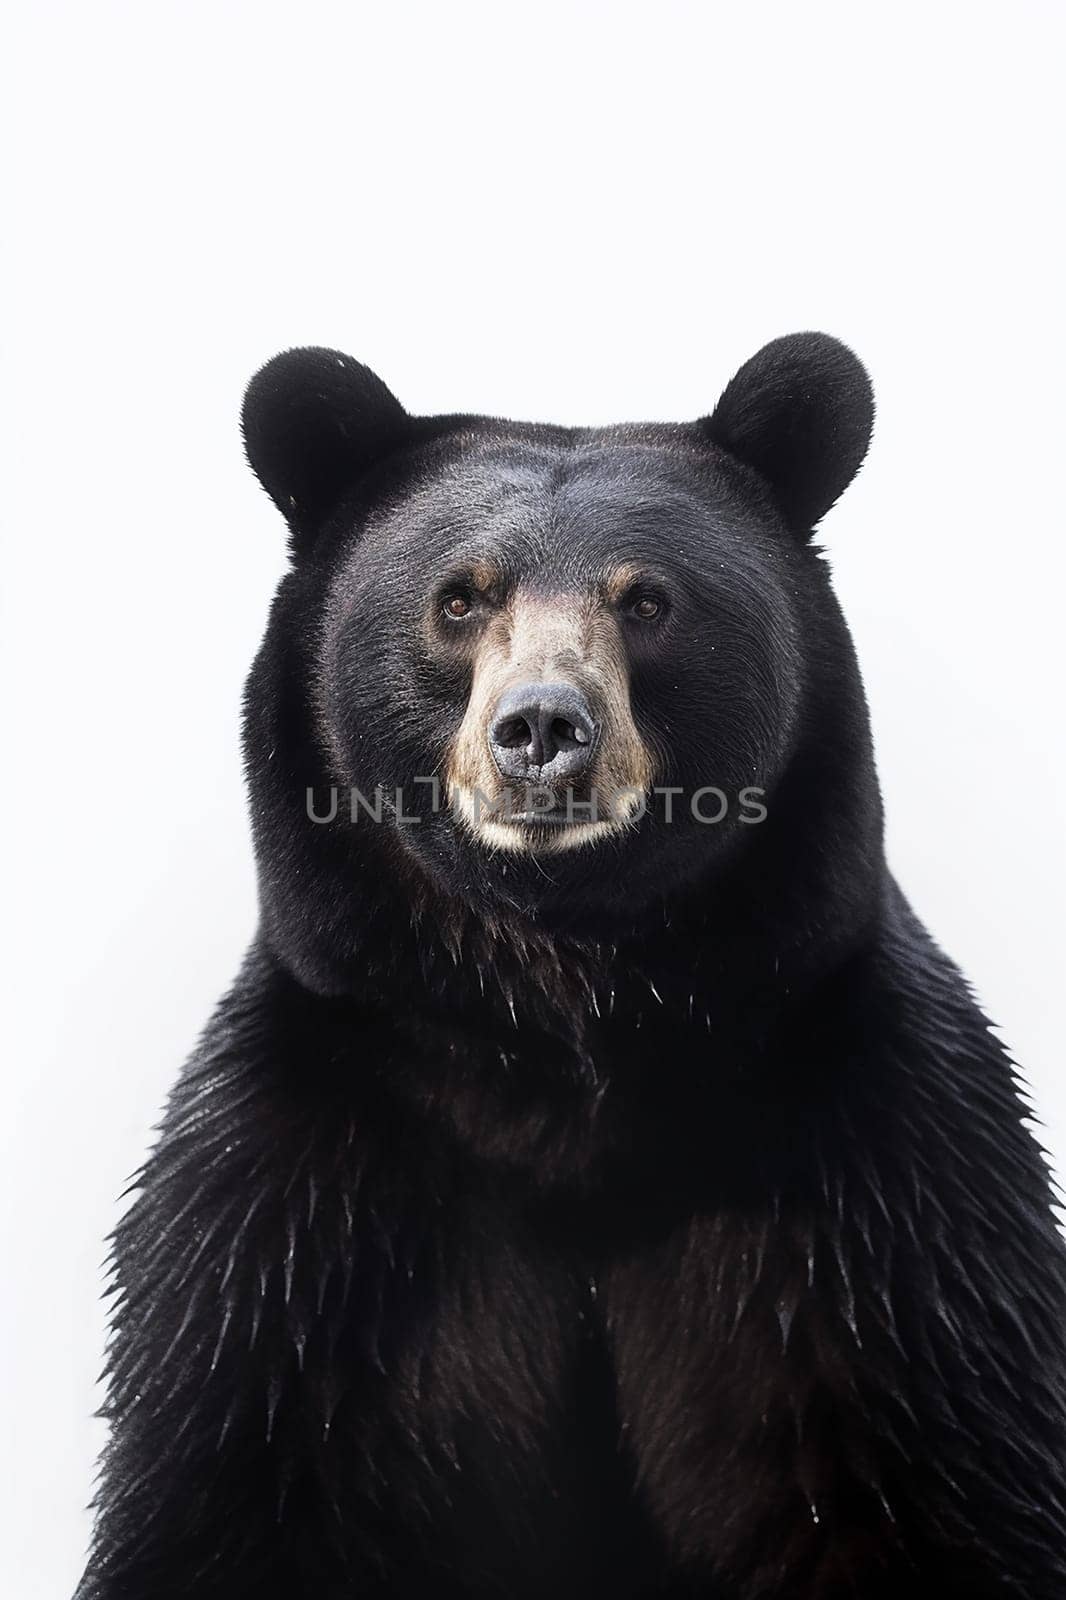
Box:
(241, 347, 409, 553)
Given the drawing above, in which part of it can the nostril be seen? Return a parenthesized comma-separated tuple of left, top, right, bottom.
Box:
(550, 717, 590, 749)
(493, 715, 533, 751)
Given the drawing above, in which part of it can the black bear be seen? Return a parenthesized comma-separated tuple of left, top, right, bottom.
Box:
(75, 336, 1066, 1599)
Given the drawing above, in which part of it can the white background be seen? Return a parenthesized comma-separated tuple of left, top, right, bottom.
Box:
(3, 3, 1064, 1595)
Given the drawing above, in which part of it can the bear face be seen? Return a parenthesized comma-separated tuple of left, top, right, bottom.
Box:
(316, 433, 805, 892)
(242, 335, 875, 956)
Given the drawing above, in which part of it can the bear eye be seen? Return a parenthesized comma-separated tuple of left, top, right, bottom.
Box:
(442, 592, 474, 621)
(630, 594, 662, 621)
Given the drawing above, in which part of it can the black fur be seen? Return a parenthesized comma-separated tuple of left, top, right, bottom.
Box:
(75, 335, 1066, 1598)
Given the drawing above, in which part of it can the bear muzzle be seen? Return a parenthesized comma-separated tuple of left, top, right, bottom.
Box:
(443, 589, 654, 853)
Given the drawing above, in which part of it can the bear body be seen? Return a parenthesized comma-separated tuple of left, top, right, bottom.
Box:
(76, 337, 1066, 1598)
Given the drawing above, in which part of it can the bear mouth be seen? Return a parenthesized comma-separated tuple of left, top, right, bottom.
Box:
(506, 806, 586, 826)
(471, 814, 622, 855)
(447, 783, 647, 855)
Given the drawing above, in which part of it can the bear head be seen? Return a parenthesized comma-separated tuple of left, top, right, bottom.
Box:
(241, 336, 879, 995)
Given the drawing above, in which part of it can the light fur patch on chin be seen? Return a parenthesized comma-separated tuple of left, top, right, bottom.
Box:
(450, 784, 647, 855)
(472, 817, 621, 855)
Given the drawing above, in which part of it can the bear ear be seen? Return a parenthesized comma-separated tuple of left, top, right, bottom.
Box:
(702, 333, 874, 537)
(241, 347, 410, 553)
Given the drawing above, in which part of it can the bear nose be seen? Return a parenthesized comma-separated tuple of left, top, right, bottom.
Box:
(488, 682, 599, 784)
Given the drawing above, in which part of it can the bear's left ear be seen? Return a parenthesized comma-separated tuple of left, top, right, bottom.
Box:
(242, 347, 410, 553)
(702, 333, 874, 537)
